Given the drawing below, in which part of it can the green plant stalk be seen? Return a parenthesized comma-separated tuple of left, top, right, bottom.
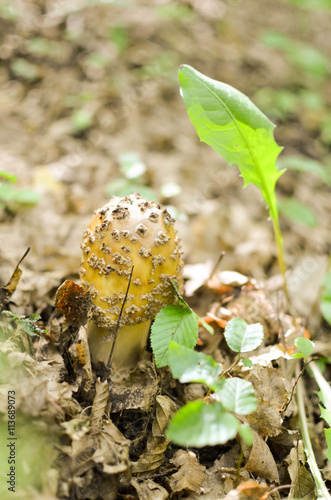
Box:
(271, 216, 288, 303)
(296, 368, 331, 500)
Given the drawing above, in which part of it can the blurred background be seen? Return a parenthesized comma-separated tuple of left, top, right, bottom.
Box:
(0, 0, 330, 318)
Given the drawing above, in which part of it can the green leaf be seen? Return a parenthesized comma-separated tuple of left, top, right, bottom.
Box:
(320, 405, 331, 428)
(237, 423, 253, 446)
(277, 156, 331, 186)
(167, 341, 222, 390)
(199, 316, 214, 335)
(242, 357, 253, 368)
(278, 197, 317, 227)
(324, 428, 331, 463)
(71, 109, 93, 132)
(2, 311, 44, 336)
(0, 171, 16, 183)
(310, 362, 331, 413)
(105, 178, 157, 201)
(179, 65, 284, 222)
(224, 318, 264, 353)
(118, 152, 146, 179)
(215, 378, 257, 415)
(292, 337, 315, 363)
(151, 305, 198, 367)
(166, 400, 239, 447)
(321, 272, 331, 326)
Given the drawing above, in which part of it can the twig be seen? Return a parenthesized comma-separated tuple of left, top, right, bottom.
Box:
(106, 266, 134, 372)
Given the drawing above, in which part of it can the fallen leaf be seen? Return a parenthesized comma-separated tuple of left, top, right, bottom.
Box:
(131, 478, 169, 500)
(246, 365, 291, 437)
(243, 430, 279, 483)
(0, 247, 30, 308)
(169, 449, 206, 494)
(131, 395, 177, 474)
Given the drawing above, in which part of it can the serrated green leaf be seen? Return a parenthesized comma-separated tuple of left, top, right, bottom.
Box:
(167, 341, 222, 390)
(151, 305, 198, 367)
(224, 318, 264, 353)
(215, 378, 257, 415)
(179, 65, 284, 222)
(166, 400, 239, 447)
(320, 405, 331, 427)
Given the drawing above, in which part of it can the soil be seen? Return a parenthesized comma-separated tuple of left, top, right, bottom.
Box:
(0, 1, 330, 499)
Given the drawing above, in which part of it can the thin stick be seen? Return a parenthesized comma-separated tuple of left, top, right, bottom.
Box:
(106, 266, 134, 371)
(208, 251, 226, 281)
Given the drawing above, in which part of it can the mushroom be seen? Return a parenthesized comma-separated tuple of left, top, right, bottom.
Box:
(80, 193, 183, 373)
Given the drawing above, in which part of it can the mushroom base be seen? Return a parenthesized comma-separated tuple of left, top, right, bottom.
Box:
(87, 320, 152, 371)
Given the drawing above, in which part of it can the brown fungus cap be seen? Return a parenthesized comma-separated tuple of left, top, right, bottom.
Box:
(80, 194, 183, 330)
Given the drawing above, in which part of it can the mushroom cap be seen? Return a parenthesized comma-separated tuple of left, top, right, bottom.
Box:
(80, 194, 183, 329)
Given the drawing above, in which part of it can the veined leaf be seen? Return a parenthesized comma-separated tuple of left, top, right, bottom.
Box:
(167, 341, 222, 390)
(166, 400, 239, 447)
(179, 65, 284, 222)
(215, 378, 257, 415)
(224, 317, 264, 353)
(151, 305, 198, 368)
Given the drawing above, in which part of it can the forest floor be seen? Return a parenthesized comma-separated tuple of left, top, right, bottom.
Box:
(0, 1, 331, 499)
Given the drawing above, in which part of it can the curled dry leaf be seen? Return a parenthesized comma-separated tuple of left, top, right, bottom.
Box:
(246, 365, 291, 437)
(243, 430, 279, 483)
(0, 247, 30, 309)
(169, 449, 206, 494)
(131, 478, 169, 500)
(131, 395, 177, 474)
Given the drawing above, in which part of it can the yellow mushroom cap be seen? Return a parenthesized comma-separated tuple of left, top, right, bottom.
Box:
(80, 194, 183, 330)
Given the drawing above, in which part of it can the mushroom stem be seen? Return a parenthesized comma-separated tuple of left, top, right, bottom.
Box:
(87, 320, 152, 369)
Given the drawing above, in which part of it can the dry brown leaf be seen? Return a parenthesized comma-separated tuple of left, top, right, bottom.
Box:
(109, 360, 159, 412)
(131, 395, 177, 474)
(223, 480, 271, 500)
(90, 378, 109, 431)
(93, 419, 130, 475)
(243, 430, 279, 483)
(286, 446, 315, 499)
(169, 449, 206, 494)
(131, 478, 169, 500)
(0, 247, 30, 309)
(246, 365, 291, 437)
